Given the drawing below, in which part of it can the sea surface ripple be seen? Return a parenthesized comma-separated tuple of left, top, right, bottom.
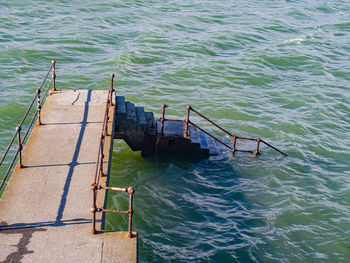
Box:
(1, 1, 349, 262)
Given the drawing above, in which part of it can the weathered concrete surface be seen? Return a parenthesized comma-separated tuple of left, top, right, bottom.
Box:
(102, 232, 138, 263)
(0, 90, 137, 263)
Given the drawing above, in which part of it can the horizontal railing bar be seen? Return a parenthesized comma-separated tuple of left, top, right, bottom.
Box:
(0, 131, 18, 167)
(164, 119, 185, 122)
(189, 106, 287, 156)
(94, 107, 109, 185)
(22, 111, 38, 144)
(190, 107, 259, 141)
(0, 69, 52, 168)
(236, 136, 257, 141)
(189, 121, 232, 150)
(0, 149, 19, 191)
(94, 147, 103, 186)
(37, 63, 53, 93)
(261, 139, 288, 156)
(95, 106, 109, 185)
(94, 143, 103, 186)
(101, 208, 129, 214)
(18, 92, 39, 130)
(100, 186, 127, 192)
(190, 107, 236, 138)
(94, 83, 114, 185)
(18, 63, 53, 129)
(0, 61, 54, 192)
(40, 78, 54, 107)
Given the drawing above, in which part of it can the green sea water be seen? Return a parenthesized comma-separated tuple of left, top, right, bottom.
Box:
(1, 0, 350, 262)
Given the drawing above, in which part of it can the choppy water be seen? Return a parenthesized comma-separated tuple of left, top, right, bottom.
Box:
(1, 0, 350, 262)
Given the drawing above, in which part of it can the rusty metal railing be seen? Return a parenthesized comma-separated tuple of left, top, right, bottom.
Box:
(90, 74, 135, 238)
(0, 60, 57, 193)
(160, 104, 168, 135)
(184, 105, 287, 156)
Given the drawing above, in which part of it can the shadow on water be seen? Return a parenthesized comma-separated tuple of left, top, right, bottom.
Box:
(107, 142, 267, 262)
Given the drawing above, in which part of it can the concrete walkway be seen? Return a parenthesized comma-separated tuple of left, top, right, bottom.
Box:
(0, 90, 137, 263)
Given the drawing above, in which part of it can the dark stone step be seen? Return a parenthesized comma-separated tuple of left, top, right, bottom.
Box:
(189, 125, 200, 145)
(115, 95, 228, 158)
(125, 101, 136, 122)
(116, 96, 126, 114)
(198, 131, 209, 150)
(188, 125, 201, 154)
(198, 131, 210, 156)
(115, 96, 127, 139)
(142, 111, 156, 157)
(135, 106, 146, 127)
(205, 135, 218, 155)
(156, 120, 185, 137)
(145, 112, 155, 130)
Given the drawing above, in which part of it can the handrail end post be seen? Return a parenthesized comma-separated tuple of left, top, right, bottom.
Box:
(51, 60, 56, 91)
(16, 126, 23, 168)
(127, 231, 133, 238)
(127, 186, 135, 238)
(109, 73, 115, 106)
(161, 104, 168, 135)
(18, 157, 23, 168)
(37, 88, 42, 125)
(184, 105, 191, 137)
(253, 138, 261, 156)
(232, 136, 237, 155)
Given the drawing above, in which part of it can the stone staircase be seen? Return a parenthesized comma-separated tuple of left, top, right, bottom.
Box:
(114, 96, 221, 158)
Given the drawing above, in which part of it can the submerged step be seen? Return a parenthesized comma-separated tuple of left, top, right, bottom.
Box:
(199, 131, 209, 150)
(198, 131, 210, 156)
(188, 125, 201, 154)
(205, 135, 218, 155)
(189, 125, 200, 145)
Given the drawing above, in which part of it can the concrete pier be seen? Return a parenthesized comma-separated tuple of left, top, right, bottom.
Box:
(0, 90, 137, 263)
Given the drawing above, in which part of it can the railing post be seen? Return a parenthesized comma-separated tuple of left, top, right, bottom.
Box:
(232, 136, 237, 155)
(254, 138, 261, 156)
(37, 88, 41, 125)
(109, 73, 115, 106)
(184, 105, 191, 137)
(16, 126, 23, 168)
(161, 104, 168, 135)
(127, 186, 135, 238)
(90, 183, 98, 234)
(52, 60, 56, 91)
